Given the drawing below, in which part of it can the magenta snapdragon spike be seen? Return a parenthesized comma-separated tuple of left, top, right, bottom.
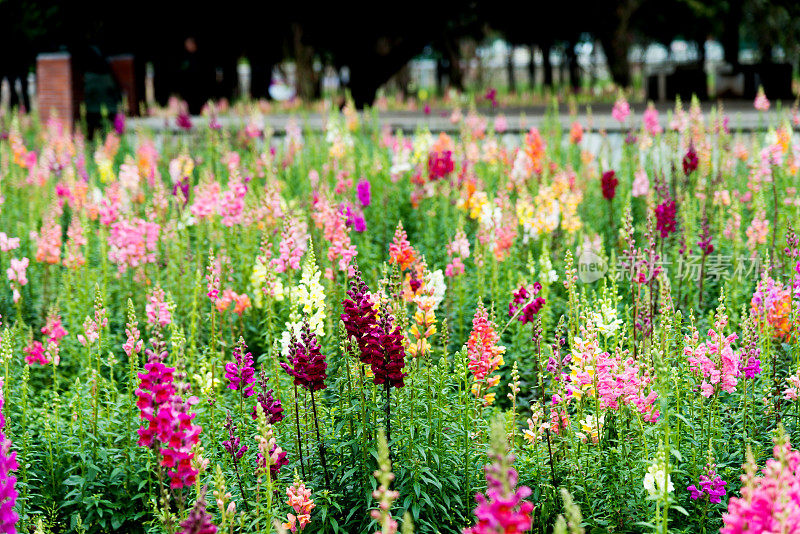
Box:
(252, 368, 284, 423)
(135, 349, 176, 447)
(428, 150, 454, 181)
(464, 434, 533, 534)
(160, 396, 202, 489)
(356, 178, 371, 207)
(225, 338, 256, 397)
(0, 380, 18, 534)
(697, 214, 714, 256)
(687, 463, 727, 504)
(281, 322, 327, 392)
(508, 283, 545, 325)
(179, 486, 217, 534)
(222, 413, 247, 461)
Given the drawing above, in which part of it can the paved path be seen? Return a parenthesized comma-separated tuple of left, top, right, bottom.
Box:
(129, 100, 797, 134)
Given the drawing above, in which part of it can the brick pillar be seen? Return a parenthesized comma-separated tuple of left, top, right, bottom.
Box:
(36, 52, 76, 130)
(109, 54, 139, 115)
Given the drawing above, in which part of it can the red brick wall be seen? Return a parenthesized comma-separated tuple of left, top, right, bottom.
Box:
(36, 53, 75, 131)
(109, 55, 138, 116)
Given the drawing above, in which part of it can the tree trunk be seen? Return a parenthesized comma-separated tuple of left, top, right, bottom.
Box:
(507, 47, 516, 91)
(566, 41, 581, 91)
(542, 42, 553, 87)
(292, 23, 319, 102)
(721, 0, 743, 68)
(598, 0, 638, 87)
(529, 44, 537, 89)
(443, 35, 464, 91)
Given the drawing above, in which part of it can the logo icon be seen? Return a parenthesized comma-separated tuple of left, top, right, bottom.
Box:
(578, 249, 607, 283)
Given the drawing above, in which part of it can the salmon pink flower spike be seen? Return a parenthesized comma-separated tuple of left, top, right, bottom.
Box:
(754, 86, 770, 112)
(388, 221, 415, 271)
(283, 478, 315, 533)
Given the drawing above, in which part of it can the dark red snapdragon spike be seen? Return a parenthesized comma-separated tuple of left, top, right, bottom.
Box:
(251, 367, 284, 424)
(683, 143, 699, 175)
(178, 485, 217, 534)
(601, 170, 618, 201)
(372, 303, 407, 444)
(222, 412, 250, 513)
(508, 283, 546, 325)
(281, 322, 328, 392)
(341, 267, 382, 366)
(655, 199, 678, 239)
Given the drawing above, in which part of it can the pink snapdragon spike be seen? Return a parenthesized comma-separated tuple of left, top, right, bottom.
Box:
(146, 285, 173, 328)
(107, 218, 160, 274)
(272, 216, 309, 273)
(311, 196, 358, 279)
(642, 103, 662, 136)
(6, 257, 29, 303)
(0, 379, 19, 533)
(24, 341, 48, 366)
(219, 174, 248, 227)
(135, 349, 201, 489)
(722, 432, 800, 533)
(685, 302, 741, 398)
(632, 169, 649, 197)
(754, 86, 770, 112)
(0, 233, 20, 253)
(612, 95, 630, 123)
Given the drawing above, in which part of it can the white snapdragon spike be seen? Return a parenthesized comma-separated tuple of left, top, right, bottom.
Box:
(643, 453, 674, 497)
(389, 147, 412, 176)
(411, 131, 434, 165)
(292, 252, 326, 335)
(539, 253, 558, 283)
(424, 269, 447, 311)
(280, 251, 326, 356)
(590, 300, 623, 338)
(250, 258, 284, 309)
